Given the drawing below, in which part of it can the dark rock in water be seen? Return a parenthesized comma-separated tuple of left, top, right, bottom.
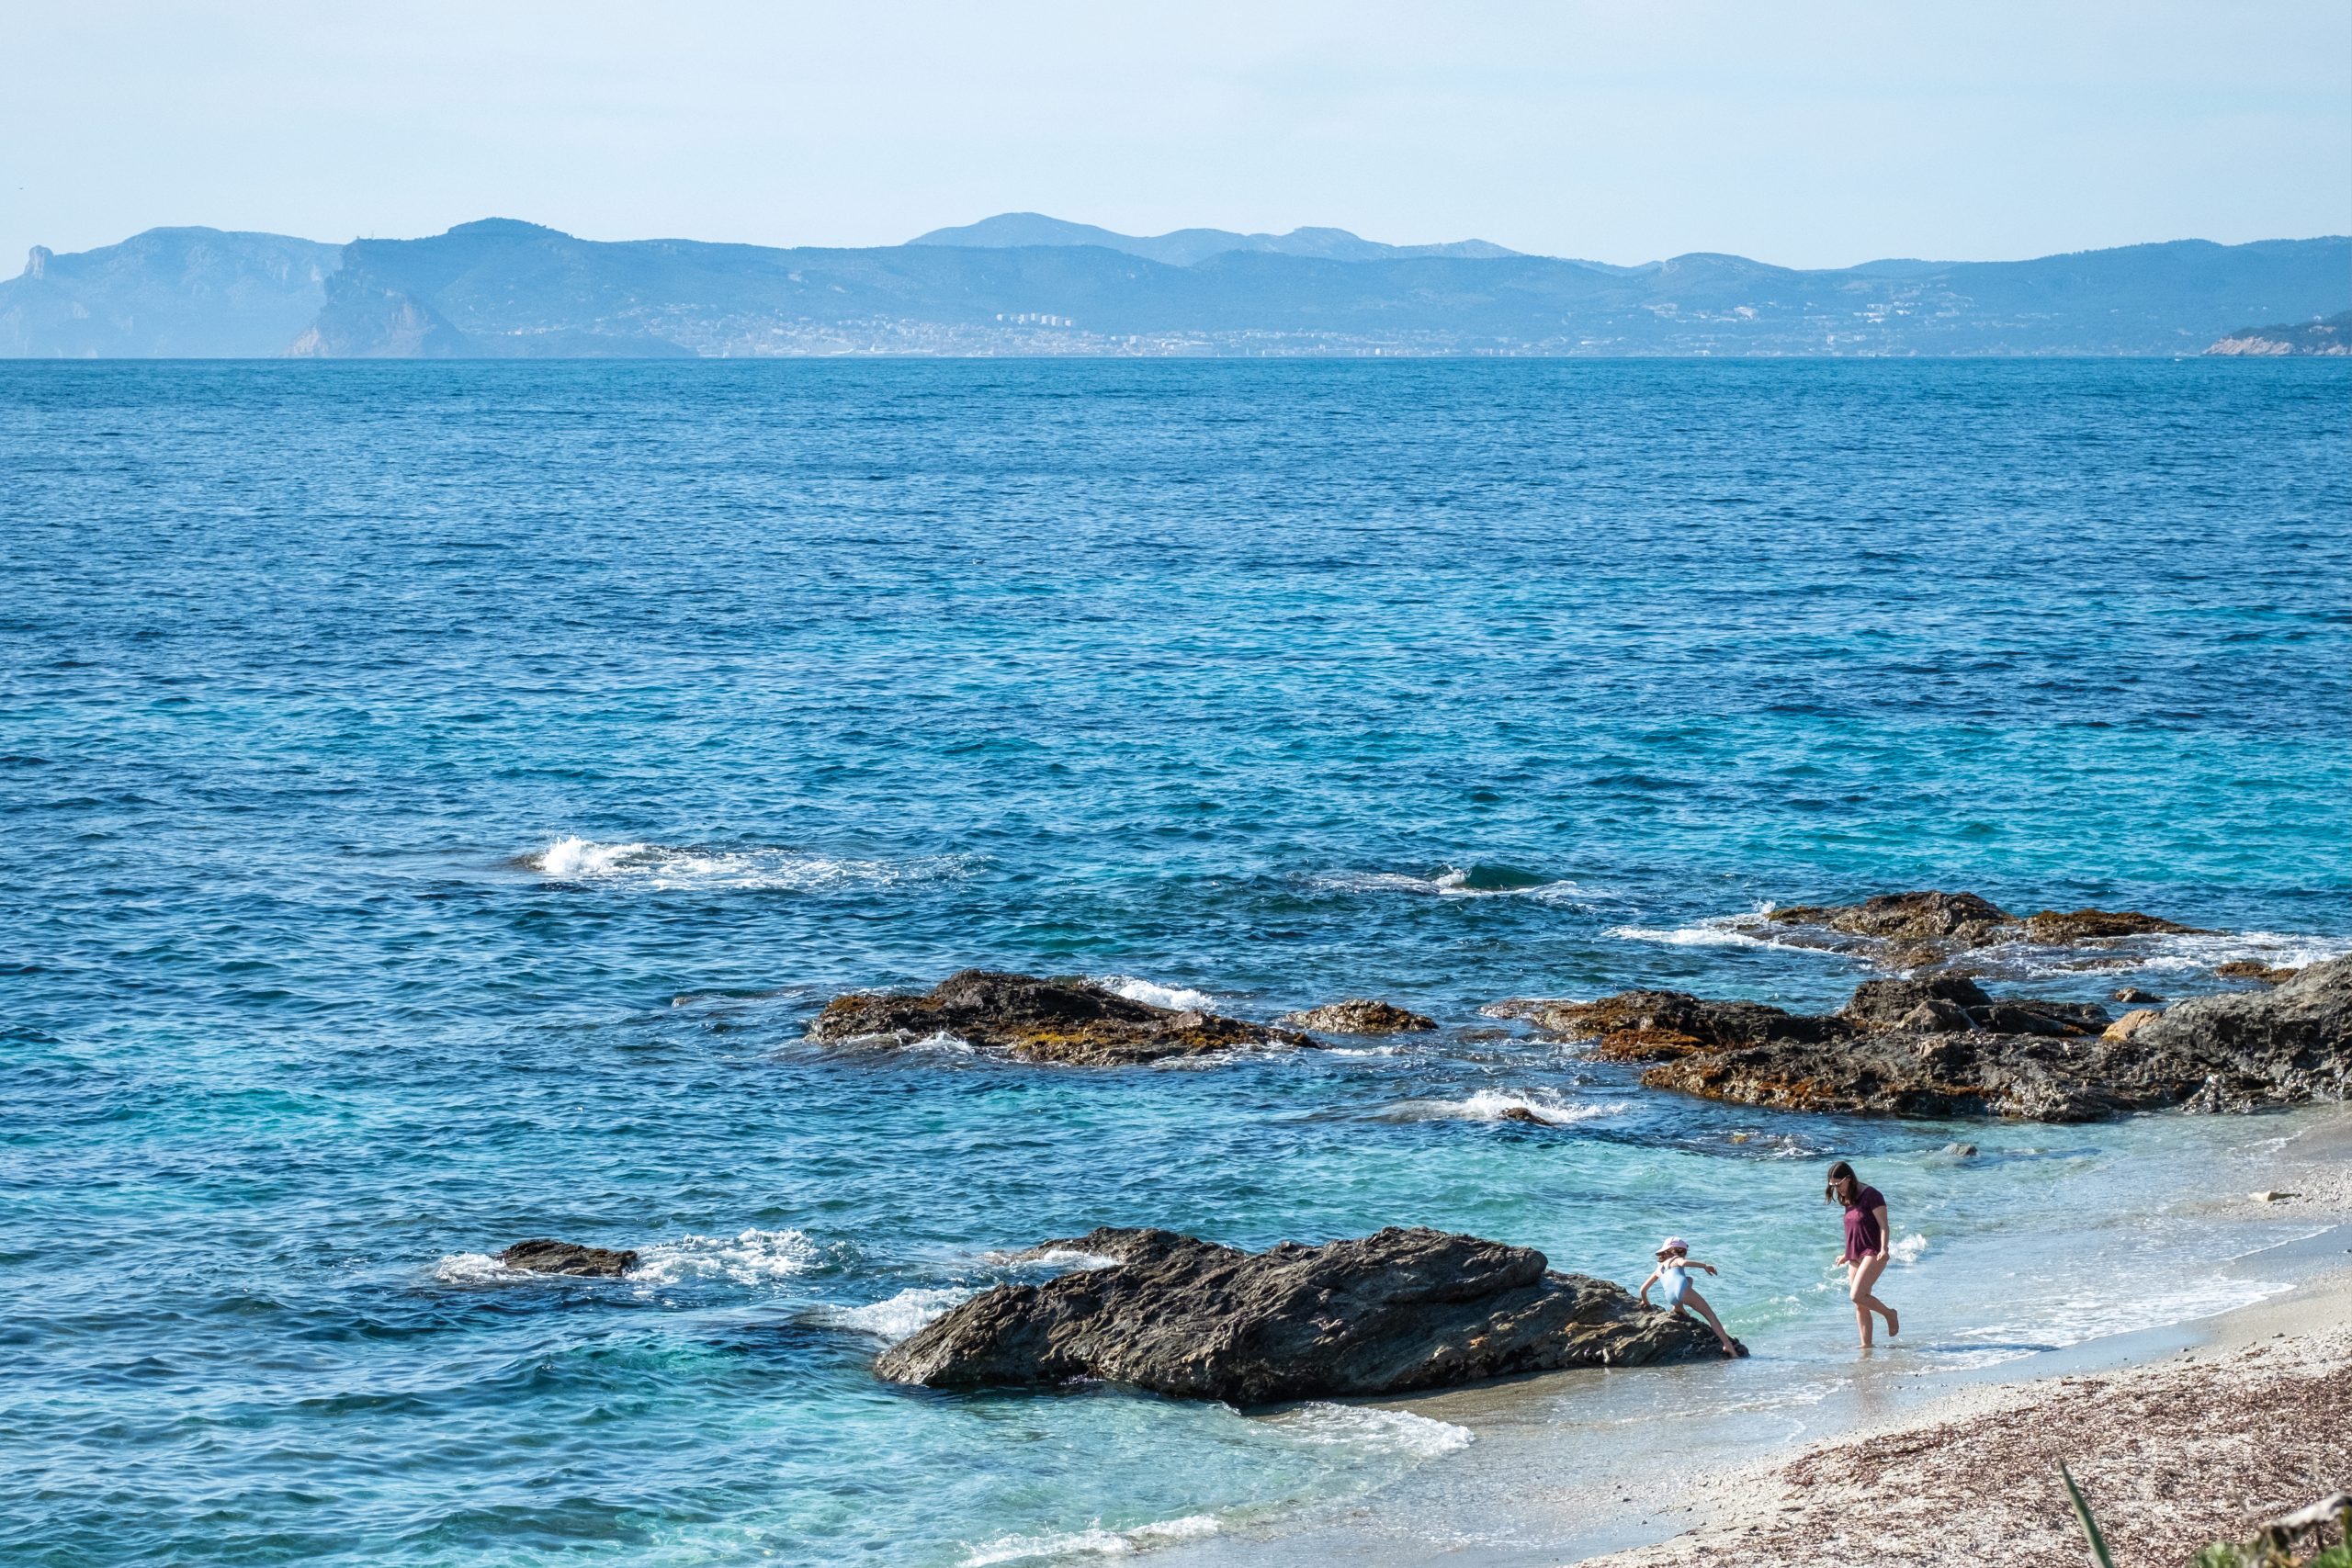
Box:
(498, 1239, 639, 1277)
(807, 969, 1312, 1066)
(2139, 958, 2352, 1110)
(1731, 891, 2206, 971)
(1281, 998, 1438, 1035)
(1768, 889, 2011, 946)
(1842, 976, 1991, 1028)
(2214, 961, 2301, 986)
(2112, 987, 2165, 1004)
(2022, 908, 2202, 942)
(1524, 957, 2352, 1122)
(876, 1226, 1742, 1401)
(1496, 1105, 1550, 1124)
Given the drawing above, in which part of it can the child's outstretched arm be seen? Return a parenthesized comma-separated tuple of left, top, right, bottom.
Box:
(1688, 1258, 1720, 1275)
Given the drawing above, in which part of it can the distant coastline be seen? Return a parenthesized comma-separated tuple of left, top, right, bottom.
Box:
(4, 216, 2347, 359)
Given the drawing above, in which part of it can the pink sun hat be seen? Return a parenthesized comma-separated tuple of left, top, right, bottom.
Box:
(1656, 1236, 1689, 1256)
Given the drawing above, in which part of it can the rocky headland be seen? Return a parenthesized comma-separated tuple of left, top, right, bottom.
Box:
(807, 970, 1312, 1066)
(876, 1225, 1741, 1401)
(1498, 954, 2351, 1122)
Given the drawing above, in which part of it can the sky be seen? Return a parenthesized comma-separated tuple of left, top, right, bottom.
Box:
(3, 1, 2348, 270)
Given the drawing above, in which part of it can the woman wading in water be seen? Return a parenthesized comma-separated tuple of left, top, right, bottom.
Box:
(1827, 1160, 1899, 1347)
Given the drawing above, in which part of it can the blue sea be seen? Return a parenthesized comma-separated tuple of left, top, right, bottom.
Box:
(4, 359, 2348, 1568)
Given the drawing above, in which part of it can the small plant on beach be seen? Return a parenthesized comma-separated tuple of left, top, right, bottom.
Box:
(2065, 1467, 2352, 1568)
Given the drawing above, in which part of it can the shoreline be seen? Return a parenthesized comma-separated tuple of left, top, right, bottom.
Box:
(1577, 1110, 2352, 1566)
(1149, 1105, 2352, 1568)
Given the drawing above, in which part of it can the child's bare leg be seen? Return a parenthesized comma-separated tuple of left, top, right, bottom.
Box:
(1683, 1287, 1736, 1350)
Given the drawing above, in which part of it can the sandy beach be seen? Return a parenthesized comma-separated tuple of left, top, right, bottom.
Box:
(1586, 1111, 2352, 1567)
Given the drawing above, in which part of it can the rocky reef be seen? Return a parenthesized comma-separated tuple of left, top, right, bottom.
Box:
(1502, 955, 2350, 1122)
(808, 969, 1312, 1066)
(1727, 890, 2203, 971)
(497, 1239, 639, 1277)
(1279, 998, 1438, 1035)
(876, 1225, 1740, 1401)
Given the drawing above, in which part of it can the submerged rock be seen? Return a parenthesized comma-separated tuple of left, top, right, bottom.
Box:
(1733, 891, 2205, 971)
(498, 1239, 639, 1277)
(1523, 956, 2351, 1122)
(1280, 998, 1439, 1035)
(2214, 961, 2301, 986)
(807, 970, 1311, 1066)
(876, 1226, 1741, 1401)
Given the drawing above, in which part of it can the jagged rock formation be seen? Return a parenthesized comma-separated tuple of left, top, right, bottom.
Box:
(876, 1226, 1740, 1400)
(808, 970, 1312, 1065)
(1723, 890, 2202, 970)
(1280, 998, 1438, 1034)
(497, 1239, 639, 1277)
(1499, 955, 2350, 1122)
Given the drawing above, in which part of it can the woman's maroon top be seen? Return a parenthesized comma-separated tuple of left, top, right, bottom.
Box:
(1841, 1184, 1887, 1262)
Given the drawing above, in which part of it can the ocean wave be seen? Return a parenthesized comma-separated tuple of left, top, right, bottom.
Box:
(992, 1247, 1125, 1273)
(432, 1251, 525, 1285)
(1606, 917, 1781, 950)
(1267, 1403, 1475, 1458)
(818, 1286, 972, 1344)
(628, 1228, 820, 1288)
(524, 836, 971, 893)
(960, 1515, 1220, 1566)
(1380, 1090, 1628, 1126)
(1309, 865, 1591, 905)
(1096, 976, 1219, 1013)
(1888, 1232, 1929, 1264)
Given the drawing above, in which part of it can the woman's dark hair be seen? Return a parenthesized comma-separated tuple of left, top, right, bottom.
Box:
(1825, 1160, 1859, 1202)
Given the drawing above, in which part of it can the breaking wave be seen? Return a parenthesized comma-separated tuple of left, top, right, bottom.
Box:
(628, 1227, 821, 1288)
(523, 836, 972, 893)
(1380, 1090, 1628, 1126)
(1309, 864, 1592, 904)
(1268, 1403, 1475, 1458)
(1096, 976, 1219, 1013)
(818, 1285, 972, 1344)
(960, 1515, 1221, 1566)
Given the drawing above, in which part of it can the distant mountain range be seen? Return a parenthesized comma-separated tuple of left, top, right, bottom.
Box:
(2204, 308, 2350, 355)
(4, 216, 2346, 358)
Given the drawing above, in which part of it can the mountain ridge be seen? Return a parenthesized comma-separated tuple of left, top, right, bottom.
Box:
(5, 218, 2347, 358)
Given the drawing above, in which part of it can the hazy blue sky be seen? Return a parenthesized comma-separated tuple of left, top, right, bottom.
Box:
(5, 1, 2347, 269)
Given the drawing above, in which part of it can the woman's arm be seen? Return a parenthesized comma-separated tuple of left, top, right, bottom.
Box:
(1871, 1205, 1891, 1257)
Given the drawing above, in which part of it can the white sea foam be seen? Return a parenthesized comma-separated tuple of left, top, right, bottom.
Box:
(1606, 919, 1777, 950)
(1003, 1247, 1125, 1272)
(1269, 1403, 1476, 1458)
(1888, 1232, 1930, 1264)
(1310, 867, 1591, 904)
(1381, 1090, 1628, 1126)
(433, 1251, 522, 1284)
(627, 1228, 820, 1288)
(820, 1286, 973, 1343)
(1097, 976, 1219, 1013)
(960, 1515, 1221, 1566)
(526, 836, 970, 894)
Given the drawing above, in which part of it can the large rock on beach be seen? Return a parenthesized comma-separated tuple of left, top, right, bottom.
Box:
(1280, 998, 1438, 1035)
(498, 1239, 639, 1277)
(807, 969, 1311, 1066)
(876, 1225, 1741, 1401)
(1732, 890, 2205, 971)
(1513, 955, 2352, 1122)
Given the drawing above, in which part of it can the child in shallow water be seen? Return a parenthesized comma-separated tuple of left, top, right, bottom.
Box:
(1637, 1236, 1738, 1355)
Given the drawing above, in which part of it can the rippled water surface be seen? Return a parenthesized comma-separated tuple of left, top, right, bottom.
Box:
(4, 360, 2348, 1566)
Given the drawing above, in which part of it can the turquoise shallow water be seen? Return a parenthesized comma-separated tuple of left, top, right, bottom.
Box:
(3, 359, 2349, 1566)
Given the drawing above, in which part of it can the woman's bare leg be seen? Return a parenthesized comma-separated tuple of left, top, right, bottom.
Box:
(1849, 1253, 1895, 1344)
(1682, 1286, 1737, 1352)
